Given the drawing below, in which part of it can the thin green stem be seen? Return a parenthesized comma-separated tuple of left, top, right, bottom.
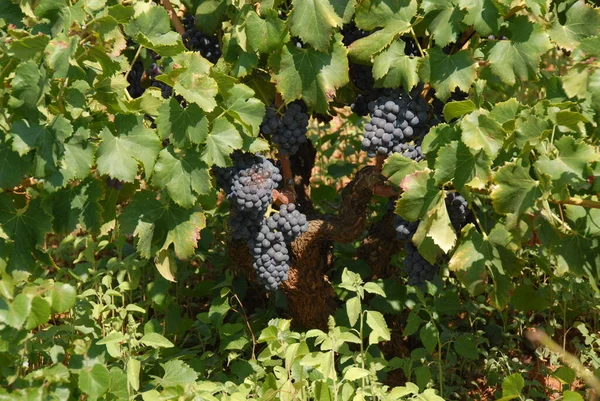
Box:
(410, 27, 425, 57)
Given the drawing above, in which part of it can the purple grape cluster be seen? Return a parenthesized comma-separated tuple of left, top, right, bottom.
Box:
(361, 89, 430, 159)
(182, 15, 221, 63)
(445, 192, 469, 231)
(266, 203, 309, 242)
(260, 102, 309, 155)
(404, 242, 439, 286)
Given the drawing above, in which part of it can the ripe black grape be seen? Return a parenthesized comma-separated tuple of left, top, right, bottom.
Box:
(126, 62, 145, 98)
(182, 15, 221, 63)
(148, 63, 173, 99)
(404, 242, 438, 286)
(445, 192, 469, 231)
(260, 102, 309, 156)
(248, 223, 291, 290)
(266, 203, 309, 242)
(361, 89, 430, 158)
(393, 214, 419, 241)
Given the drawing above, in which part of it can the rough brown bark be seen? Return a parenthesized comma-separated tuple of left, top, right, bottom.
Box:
(229, 166, 385, 329)
(357, 207, 403, 278)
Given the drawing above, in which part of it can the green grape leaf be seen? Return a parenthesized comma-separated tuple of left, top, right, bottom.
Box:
(354, 0, 414, 30)
(96, 115, 161, 183)
(487, 16, 553, 85)
(121, 191, 205, 259)
(9, 60, 46, 111)
(514, 112, 550, 148)
(0, 140, 31, 189)
(489, 98, 521, 127)
(47, 127, 95, 189)
(51, 179, 103, 234)
(434, 141, 492, 191)
(419, 47, 477, 102)
(289, 0, 342, 51)
(246, 9, 287, 54)
(372, 40, 419, 91)
(170, 52, 218, 112)
(155, 99, 209, 149)
(349, 18, 414, 63)
(79, 364, 110, 399)
(448, 224, 489, 295)
(45, 34, 78, 78)
(221, 35, 259, 79)
(534, 136, 599, 197)
(124, 6, 185, 56)
(491, 160, 548, 215)
(0, 196, 52, 272)
(9, 34, 50, 60)
(194, 0, 227, 34)
(330, 0, 357, 23)
(201, 119, 243, 167)
(412, 195, 456, 262)
(443, 100, 476, 121)
(460, 110, 506, 160)
(152, 147, 212, 208)
(382, 153, 426, 187)
(549, 1, 600, 51)
(395, 170, 443, 222)
(270, 35, 348, 113)
(422, 0, 465, 47)
(219, 83, 265, 137)
(459, 0, 500, 36)
(421, 123, 461, 160)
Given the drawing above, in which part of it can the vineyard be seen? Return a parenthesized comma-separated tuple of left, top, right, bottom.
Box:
(1, 0, 600, 399)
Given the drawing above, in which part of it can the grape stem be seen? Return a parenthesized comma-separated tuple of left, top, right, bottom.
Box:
(161, 0, 185, 35)
(375, 155, 386, 174)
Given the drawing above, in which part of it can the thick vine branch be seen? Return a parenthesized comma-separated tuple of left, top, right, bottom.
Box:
(161, 0, 185, 35)
(549, 197, 600, 209)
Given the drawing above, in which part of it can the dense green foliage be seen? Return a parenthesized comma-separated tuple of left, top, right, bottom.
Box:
(1, 0, 600, 399)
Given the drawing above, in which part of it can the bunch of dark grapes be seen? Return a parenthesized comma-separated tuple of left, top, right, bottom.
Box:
(212, 151, 282, 240)
(361, 88, 430, 158)
(260, 102, 309, 155)
(182, 15, 221, 63)
(445, 192, 469, 231)
(127, 62, 145, 98)
(404, 242, 439, 286)
(248, 223, 290, 290)
(350, 63, 375, 92)
(341, 22, 368, 46)
(106, 177, 123, 190)
(393, 214, 419, 241)
(266, 203, 309, 242)
(403, 37, 421, 56)
(147, 63, 173, 99)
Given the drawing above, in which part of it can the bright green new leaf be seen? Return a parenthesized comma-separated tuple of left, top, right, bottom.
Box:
(152, 148, 212, 208)
(343, 367, 369, 381)
(79, 364, 110, 399)
(96, 115, 161, 183)
(171, 54, 218, 112)
(270, 36, 348, 113)
(491, 161, 547, 215)
(372, 40, 419, 90)
(501, 373, 524, 398)
(460, 110, 506, 160)
(0, 293, 31, 329)
(412, 195, 456, 260)
(349, 21, 411, 63)
(290, 0, 342, 51)
(25, 296, 51, 330)
(419, 47, 477, 101)
(365, 310, 390, 344)
(154, 248, 177, 282)
(549, 1, 600, 51)
(127, 358, 141, 391)
(487, 16, 552, 85)
(489, 98, 521, 126)
(346, 296, 361, 327)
